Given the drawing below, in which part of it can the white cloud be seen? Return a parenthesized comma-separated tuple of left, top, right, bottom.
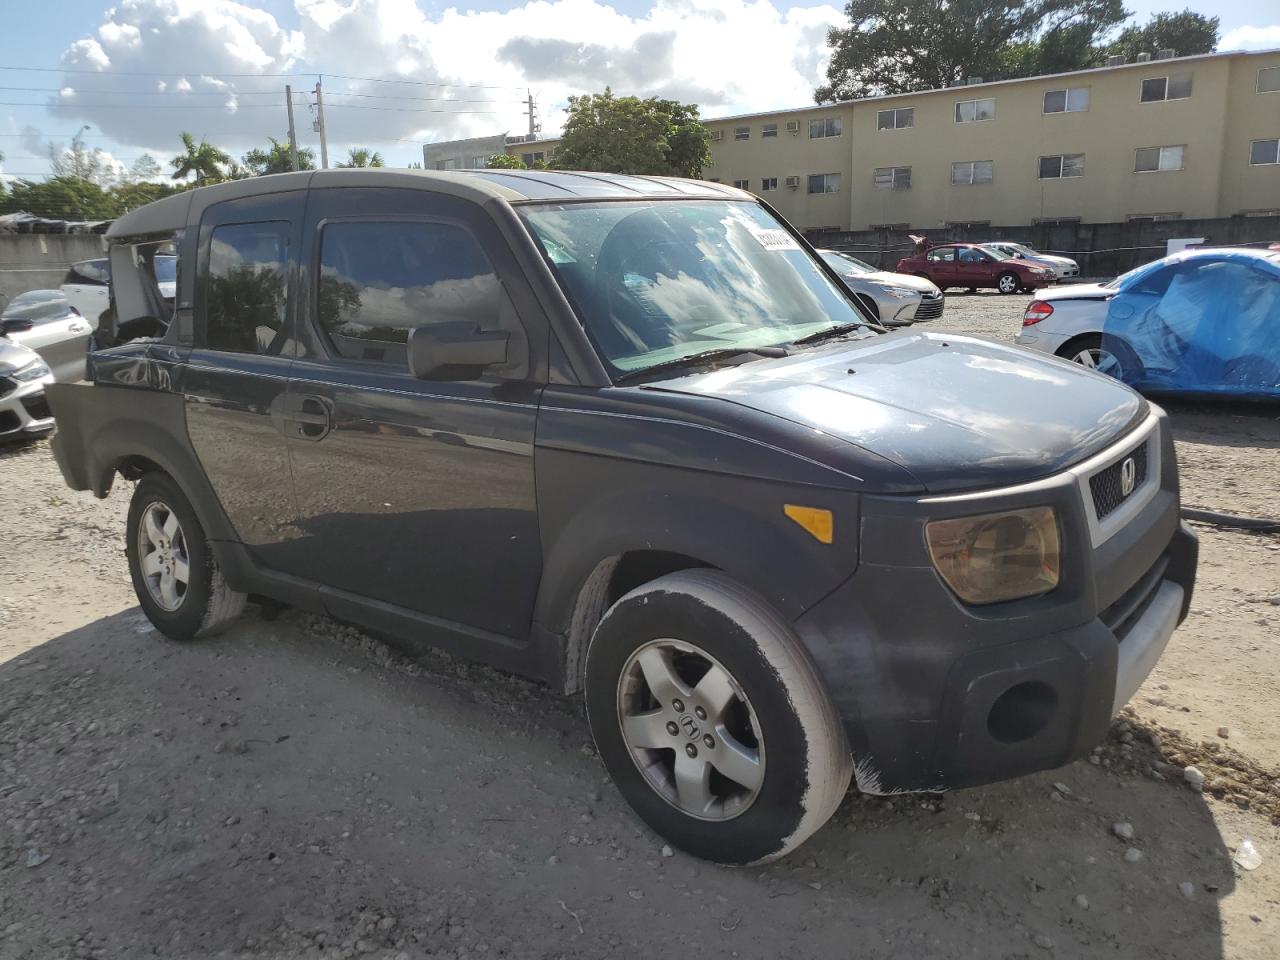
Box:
(1220, 25, 1280, 51)
(43, 0, 844, 159)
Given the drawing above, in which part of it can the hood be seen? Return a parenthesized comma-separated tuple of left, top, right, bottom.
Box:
(0, 337, 42, 373)
(857, 271, 938, 293)
(647, 331, 1145, 493)
(1026, 253, 1077, 268)
(1037, 282, 1113, 302)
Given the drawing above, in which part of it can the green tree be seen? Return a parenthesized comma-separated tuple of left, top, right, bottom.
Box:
(171, 132, 233, 185)
(47, 128, 121, 187)
(242, 137, 316, 176)
(127, 154, 163, 183)
(817, 0, 1128, 101)
(485, 153, 527, 169)
(552, 89, 711, 178)
(111, 180, 188, 213)
(1106, 10, 1218, 61)
(337, 147, 385, 168)
(0, 175, 117, 220)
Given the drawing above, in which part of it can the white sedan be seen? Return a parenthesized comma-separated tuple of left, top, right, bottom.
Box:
(0, 337, 56, 442)
(818, 250, 944, 326)
(982, 242, 1079, 280)
(1, 289, 93, 382)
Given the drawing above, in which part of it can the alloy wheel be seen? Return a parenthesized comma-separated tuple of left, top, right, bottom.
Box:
(616, 638, 765, 821)
(1070, 347, 1118, 372)
(137, 500, 190, 612)
(998, 274, 1018, 293)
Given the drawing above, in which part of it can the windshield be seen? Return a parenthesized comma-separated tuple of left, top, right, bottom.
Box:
(820, 251, 876, 275)
(155, 255, 177, 284)
(1104, 258, 1167, 289)
(520, 200, 868, 376)
(981, 244, 1017, 260)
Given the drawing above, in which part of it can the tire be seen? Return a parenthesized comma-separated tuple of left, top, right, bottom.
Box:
(126, 472, 246, 641)
(584, 570, 852, 864)
(1056, 333, 1142, 381)
(997, 272, 1020, 294)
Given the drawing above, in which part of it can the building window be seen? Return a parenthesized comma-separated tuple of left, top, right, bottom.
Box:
(732, 179, 750, 190)
(1043, 88, 1089, 113)
(1126, 212, 1183, 222)
(1249, 139, 1280, 165)
(951, 160, 993, 185)
(435, 158, 459, 170)
(869, 222, 910, 230)
(809, 117, 843, 139)
(1260, 66, 1280, 93)
(1135, 145, 1185, 173)
(876, 107, 914, 130)
(947, 220, 991, 230)
(807, 173, 842, 194)
(954, 98, 995, 123)
(1032, 217, 1082, 225)
(521, 151, 545, 166)
(734, 126, 750, 141)
(762, 124, 778, 138)
(760, 177, 778, 191)
(1140, 73, 1193, 102)
(872, 166, 911, 189)
(1039, 153, 1085, 179)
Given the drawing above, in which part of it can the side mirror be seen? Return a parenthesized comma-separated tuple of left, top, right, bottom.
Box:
(408, 321, 509, 381)
(1, 318, 35, 335)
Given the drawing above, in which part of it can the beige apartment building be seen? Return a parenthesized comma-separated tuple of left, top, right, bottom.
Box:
(435, 48, 1280, 232)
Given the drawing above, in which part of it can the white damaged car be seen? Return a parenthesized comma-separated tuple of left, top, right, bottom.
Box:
(818, 249, 945, 326)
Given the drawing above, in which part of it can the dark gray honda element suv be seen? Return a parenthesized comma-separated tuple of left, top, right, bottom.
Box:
(47, 170, 1197, 864)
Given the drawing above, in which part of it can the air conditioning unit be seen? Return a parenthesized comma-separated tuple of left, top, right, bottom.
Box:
(1105, 54, 1126, 67)
(710, 130, 723, 142)
(1156, 48, 1176, 60)
(785, 121, 801, 134)
(1135, 51, 1152, 62)
(784, 175, 800, 189)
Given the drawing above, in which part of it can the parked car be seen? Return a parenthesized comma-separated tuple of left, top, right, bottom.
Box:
(1017, 247, 1280, 399)
(982, 241, 1080, 279)
(60, 254, 176, 323)
(0, 336, 56, 441)
(0, 289, 92, 382)
(817, 249, 944, 325)
(47, 170, 1198, 864)
(897, 243, 1055, 294)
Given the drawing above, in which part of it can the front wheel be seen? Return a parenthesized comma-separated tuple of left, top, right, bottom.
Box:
(997, 272, 1020, 294)
(585, 570, 852, 864)
(126, 472, 246, 641)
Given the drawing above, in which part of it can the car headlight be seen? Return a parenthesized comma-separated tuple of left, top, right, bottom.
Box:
(925, 506, 1060, 605)
(9, 357, 51, 382)
(877, 285, 918, 299)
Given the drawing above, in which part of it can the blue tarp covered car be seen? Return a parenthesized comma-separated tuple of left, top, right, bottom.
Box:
(1100, 248, 1280, 399)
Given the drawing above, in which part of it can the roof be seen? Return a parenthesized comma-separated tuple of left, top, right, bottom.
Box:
(701, 46, 1280, 125)
(108, 168, 748, 238)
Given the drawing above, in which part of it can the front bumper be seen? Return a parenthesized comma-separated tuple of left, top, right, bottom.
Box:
(793, 412, 1198, 793)
(0, 374, 56, 440)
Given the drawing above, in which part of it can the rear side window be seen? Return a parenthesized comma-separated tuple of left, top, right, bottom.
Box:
(316, 220, 503, 366)
(927, 248, 955, 262)
(205, 222, 290, 354)
(65, 259, 111, 286)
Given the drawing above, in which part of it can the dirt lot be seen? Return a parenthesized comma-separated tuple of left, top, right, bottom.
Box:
(2, 294, 1278, 960)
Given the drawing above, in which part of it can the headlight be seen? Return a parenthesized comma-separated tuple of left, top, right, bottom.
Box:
(10, 357, 51, 382)
(926, 506, 1060, 605)
(877, 285, 918, 299)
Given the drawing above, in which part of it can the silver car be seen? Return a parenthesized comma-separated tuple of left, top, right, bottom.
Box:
(0, 289, 93, 382)
(982, 242, 1079, 280)
(0, 336, 56, 441)
(818, 250, 944, 325)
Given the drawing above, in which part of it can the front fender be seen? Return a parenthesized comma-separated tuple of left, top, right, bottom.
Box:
(533, 447, 862, 637)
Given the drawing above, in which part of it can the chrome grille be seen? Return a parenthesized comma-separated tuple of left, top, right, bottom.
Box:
(1089, 440, 1148, 519)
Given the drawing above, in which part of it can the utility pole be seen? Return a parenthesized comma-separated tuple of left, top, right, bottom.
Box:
(314, 79, 329, 170)
(526, 89, 539, 140)
(285, 84, 300, 171)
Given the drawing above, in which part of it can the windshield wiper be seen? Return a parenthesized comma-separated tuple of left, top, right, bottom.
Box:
(790, 322, 869, 346)
(614, 345, 788, 384)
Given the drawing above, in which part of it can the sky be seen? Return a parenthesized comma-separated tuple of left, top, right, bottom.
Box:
(1, 0, 1277, 183)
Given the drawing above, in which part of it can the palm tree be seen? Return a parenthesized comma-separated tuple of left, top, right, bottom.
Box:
(170, 133, 232, 186)
(337, 148, 385, 168)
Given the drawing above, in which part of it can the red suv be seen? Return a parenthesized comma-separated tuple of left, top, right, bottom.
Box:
(897, 243, 1054, 294)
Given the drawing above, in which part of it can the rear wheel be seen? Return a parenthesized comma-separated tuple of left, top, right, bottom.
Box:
(126, 472, 246, 641)
(585, 570, 851, 864)
(1056, 333, 1141, 381)
(997, 272, 1020, 294)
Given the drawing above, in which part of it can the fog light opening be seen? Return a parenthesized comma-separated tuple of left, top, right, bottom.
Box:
(987, 681, 1058, 744)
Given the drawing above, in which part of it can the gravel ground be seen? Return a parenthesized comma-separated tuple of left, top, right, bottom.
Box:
(1, 295, 1278, 960)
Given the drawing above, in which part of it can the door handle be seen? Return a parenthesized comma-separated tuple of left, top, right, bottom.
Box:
(289, 395, 332, 441)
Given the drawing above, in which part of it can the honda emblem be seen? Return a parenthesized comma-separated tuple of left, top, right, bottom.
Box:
(1119, 457, 1137, 497)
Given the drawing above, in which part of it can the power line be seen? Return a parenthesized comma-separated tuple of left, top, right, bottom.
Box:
(0, 85, 526, 105)
(0, 101, 514, 114)
(0, 65, 526, 92)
